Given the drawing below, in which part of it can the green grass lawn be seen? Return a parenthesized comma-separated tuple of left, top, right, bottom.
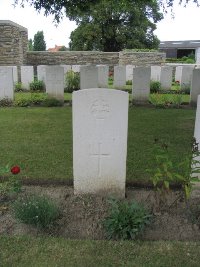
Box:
(0, 236, 200, 267)
(0, 106, 195, 183)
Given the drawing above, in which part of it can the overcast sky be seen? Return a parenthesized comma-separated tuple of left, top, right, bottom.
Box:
(0, 0, 200, 49)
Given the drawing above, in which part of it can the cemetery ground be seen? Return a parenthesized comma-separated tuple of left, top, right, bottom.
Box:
(1, 104, 200, 266)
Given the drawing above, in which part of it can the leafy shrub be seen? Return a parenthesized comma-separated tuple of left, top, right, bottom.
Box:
(42, 97, 63, 107)
(13, 194, 60, 228)
(65, 70, 80, 93)
(0, 98, 13, 107)
(126, 80, 132, 85)
(14, 93, 48, 107)
(103, 199, 152, 240)
(30, 80, 45, 92)
(14, 82, 26, 92)
(150, 80, 161, 93)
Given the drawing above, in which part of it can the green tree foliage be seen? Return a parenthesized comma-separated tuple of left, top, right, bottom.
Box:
(13, 0, 200, 23)
(33, 31, 46, 51)
(28, 38, 33, 51)
(58, 46, 69, 51)
(69, 0, 163, 52)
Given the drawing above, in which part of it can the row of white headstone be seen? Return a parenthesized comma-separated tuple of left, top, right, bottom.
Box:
(1, 64, 200, 105)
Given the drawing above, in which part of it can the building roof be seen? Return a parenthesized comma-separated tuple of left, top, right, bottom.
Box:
(159, 40, 200, 49)
(48, 45, 63, 52)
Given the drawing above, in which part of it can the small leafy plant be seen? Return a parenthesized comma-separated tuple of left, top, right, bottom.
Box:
(65, 70, 80, 93)
(150, 80, 161, 93)
(13, 194, 60, 228)
(147, 138, 200, 201)
(103, 199, 152, 240)
(30, 80, 45, 92)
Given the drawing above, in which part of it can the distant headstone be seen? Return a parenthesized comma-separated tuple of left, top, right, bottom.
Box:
(151, 66, 173, 90)
(37, 65, 47, 83)
(61, 65, 72, 75)
(12, 66, 18, 83)
(126, 65, 135, 81)
(45, 66, 64, 100)
(72, 65, 81, 73)
(73, 88, 129, 198)
(97, 65, 109, 88)
(151, 66, 161, 81)
(190, 68, 200, 106)
(0, 67, 14, 100)
(113, 66, 126, 88)
(175, 66, 194, 89)
(21, 66, 34, 90)
(132, 67, 151, 102)
(80, 65, 98, 89)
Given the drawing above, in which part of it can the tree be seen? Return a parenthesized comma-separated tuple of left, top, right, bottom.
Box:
(69, 0, 162, 52)
(13, 0, 200, 22)
(58, 46, 69, 51)
(28, 38, 33, 51)
(33, 31, 46, 51)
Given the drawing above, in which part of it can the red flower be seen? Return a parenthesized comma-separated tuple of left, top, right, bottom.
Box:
(175, 80, 180, 84)
(11, 166, 20, 175)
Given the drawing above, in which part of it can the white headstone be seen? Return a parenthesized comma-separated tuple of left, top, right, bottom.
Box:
(21, 66, 34, 90)
(61, 65, 72, 75)
(37, 65, 47, 83)
(151, 66, 172, 90)
(160, 66, 173, 90)
(80, 65, 98, 89)
(193, 95, 200, 179)
(114, 66, 126, 88)
(0, 67, 14, 100)
(73, 88, 129, 198)
(45, 66, 64, 100)
(196, 47, 200, 64)
(132, 67, 151, 102)
(126, 65, 135, 81)
(175, 66, 194, 89)
(97, 65, 109, 88)
(151, 66, 161, 81)
(12, 66, 18, 83)
(190, 68, 200, 106)
(72, 65, 81, 73)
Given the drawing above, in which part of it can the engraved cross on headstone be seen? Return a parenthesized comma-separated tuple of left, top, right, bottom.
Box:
(90, 142, 110, 178)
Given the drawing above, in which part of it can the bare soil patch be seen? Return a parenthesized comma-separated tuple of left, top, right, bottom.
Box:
(1, 185, 200, 241)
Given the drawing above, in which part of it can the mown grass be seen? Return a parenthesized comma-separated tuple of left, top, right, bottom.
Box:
(0, 106, 195, 183)
(0, 236, 200, 267)
(14, 92, 72, 101)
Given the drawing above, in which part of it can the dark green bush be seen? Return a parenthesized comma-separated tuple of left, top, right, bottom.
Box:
(30, 80, 45, 92)
(150, 80, 161, 93)
(42, 97, 63, 107)
(13, 194, 60, 228)
(65, 70, 80, 93)
(0, 98, 13, 107)
(126, 80, 132, 85)
(103, 199, 152, 240)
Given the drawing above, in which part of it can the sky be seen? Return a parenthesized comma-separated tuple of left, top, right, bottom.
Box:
(0, 0, 200, 49)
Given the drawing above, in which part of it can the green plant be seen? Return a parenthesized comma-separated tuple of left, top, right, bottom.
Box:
(172, 93, 183, 107)
(29, 80, 45, 92)
(149, 94, 168, 108)
(0, 165, 21, 199)
(14, 98, 32, 107)
(150, 80, 161, 93)
(147, 138, 200, 200)
(65, 70, 80, 93)
(0, 98, 13, 107)
(103, 199, 152, 240)
(126, 80, 132, 85)
(14, 82, 25, 92)
(13, 194, 60, 228)
(42, 97, 63, 107)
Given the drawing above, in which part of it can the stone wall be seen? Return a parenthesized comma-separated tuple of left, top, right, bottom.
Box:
(26, 50, 166, 67)
(0, 20, 28, 66)
(0, 20, 166, 68)
(119, 51, 166, 66)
